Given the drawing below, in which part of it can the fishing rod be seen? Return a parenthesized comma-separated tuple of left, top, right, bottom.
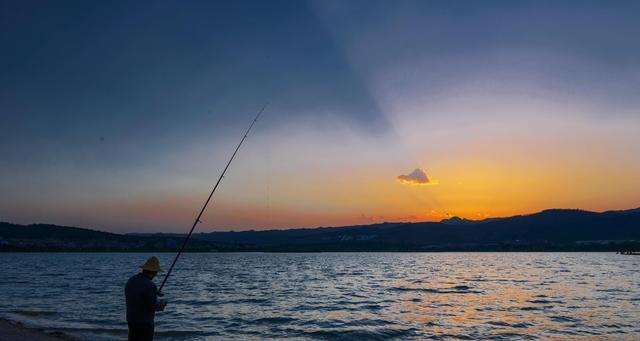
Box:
(158, 104, 267, 293)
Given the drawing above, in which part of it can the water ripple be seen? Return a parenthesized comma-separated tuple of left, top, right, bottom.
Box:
(0, 252, 639, 340)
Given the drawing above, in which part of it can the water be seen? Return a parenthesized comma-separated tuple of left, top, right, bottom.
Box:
(0, 253, 639, 340)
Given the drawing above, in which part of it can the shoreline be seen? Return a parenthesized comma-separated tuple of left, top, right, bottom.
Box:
(0, 319, 74, 341)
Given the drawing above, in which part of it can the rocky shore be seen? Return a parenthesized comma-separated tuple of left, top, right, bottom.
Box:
(0, 319, 71, 341)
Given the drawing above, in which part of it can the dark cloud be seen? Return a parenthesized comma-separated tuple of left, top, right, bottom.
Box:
(397, 168, 437, 186)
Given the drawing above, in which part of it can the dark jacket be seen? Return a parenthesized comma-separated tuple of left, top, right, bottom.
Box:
(125, 273, 161, 325)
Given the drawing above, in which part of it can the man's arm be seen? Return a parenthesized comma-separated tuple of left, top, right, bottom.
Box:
(150, 284, 168, 311)
(142, 284, 160, 312)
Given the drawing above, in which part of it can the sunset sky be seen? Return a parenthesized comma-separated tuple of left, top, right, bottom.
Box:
(2, 1, 639, 232)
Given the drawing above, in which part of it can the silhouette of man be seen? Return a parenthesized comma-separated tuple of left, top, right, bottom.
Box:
(125, 256, 167, 341)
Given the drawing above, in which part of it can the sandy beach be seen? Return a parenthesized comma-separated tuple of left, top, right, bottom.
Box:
(0, 319, 71, 341)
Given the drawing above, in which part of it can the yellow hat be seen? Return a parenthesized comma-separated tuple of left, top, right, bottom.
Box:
(140, 256, 163, 272)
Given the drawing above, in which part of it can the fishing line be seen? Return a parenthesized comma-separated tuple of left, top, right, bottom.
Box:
(158, 104, 267, 293)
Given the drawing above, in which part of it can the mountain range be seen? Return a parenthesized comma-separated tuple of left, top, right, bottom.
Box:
(1, 208, 639, 252)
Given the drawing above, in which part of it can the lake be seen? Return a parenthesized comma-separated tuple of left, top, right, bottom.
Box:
(0, 253, 639, 340)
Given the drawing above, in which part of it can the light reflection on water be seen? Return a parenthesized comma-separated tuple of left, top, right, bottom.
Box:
(0, 252, 639, 340)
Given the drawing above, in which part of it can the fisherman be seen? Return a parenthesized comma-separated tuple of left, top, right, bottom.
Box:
(125, 256, 167, 341)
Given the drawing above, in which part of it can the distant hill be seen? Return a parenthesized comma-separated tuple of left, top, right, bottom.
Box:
(189, 208, 640, 251)
(0, 222, 227, 252)
(2, 208, 640, 251)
